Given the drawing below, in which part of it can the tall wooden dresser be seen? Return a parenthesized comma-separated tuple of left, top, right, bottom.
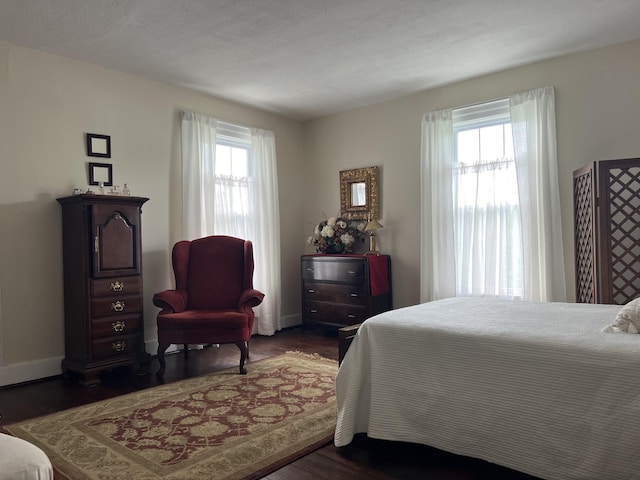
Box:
(301, 254, 392, 329)
(57, 194, 150, 385)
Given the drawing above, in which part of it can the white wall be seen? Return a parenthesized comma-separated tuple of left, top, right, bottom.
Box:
(0, 42, 304, 385)
(302, 39, 640, 309)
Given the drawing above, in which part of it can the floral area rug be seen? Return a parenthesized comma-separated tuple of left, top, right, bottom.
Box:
(4, 352, 338, 480)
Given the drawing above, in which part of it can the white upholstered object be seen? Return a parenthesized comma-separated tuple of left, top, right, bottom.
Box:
(0, 433, 53, 480)
(602, 297, 640, 333)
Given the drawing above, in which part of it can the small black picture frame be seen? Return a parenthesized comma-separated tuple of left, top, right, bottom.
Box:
(86, 133, 111, 158)
(88, 162, 113, 186)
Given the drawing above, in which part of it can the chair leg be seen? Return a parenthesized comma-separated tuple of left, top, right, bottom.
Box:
(157, 343, 170, 377)
(236, 341, 248, 375)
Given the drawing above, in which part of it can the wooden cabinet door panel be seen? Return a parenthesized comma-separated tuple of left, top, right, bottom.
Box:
(92, 204, 142, 278)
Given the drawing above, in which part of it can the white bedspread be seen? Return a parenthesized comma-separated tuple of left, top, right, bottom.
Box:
(335, 298, 640, 480)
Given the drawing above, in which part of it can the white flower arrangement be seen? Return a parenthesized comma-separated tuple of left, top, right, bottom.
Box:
(307, 214, 366, 254)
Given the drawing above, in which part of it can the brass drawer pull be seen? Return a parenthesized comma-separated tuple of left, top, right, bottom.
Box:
(348, 270, 357, 275)
(112, 341, 126, 352)
(347, 314, 356, 318)
(111, 301, 125, 312)
(350, 293, 359, 297)
(111, 320, 126, 332)
(310, 309, 318, 313)
(110, 281, 124, 292)
(306, 267, 314, 272)
(307, 289, 316, 293)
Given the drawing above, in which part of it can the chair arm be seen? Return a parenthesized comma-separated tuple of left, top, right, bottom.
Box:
(238, 288, 265, 310)
(153, 290, 187, 314)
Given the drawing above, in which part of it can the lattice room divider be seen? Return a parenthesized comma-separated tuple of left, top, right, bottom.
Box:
(573, 158, 640, 304)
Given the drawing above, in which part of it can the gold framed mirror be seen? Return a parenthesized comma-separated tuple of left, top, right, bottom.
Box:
(340, 166, 379, 220)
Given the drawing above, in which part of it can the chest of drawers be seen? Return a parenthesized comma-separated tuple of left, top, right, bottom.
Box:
(301, 254, 391, 329)
(57, 194, 150, 385)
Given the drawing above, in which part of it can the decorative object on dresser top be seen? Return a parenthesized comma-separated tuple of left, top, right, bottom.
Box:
(364, 217, 384, 254)
(301, 254, 391, 331)
(307, 214, 366, 254)
(336, 297, 640, 480)
(573, 157, 640, 304)
(4, 352, 338, 480)
(56, 194, 150, 385)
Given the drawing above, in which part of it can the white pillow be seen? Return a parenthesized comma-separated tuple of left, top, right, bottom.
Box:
(602, 297, 640, 333)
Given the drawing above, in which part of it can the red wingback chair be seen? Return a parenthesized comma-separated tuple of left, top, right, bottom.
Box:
(153, 235, 264, 375)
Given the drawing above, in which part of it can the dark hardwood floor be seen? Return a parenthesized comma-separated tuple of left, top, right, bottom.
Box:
(0, 327, 538, 480)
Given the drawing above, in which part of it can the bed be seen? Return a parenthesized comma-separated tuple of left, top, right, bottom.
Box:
(334, 297, 640, 480)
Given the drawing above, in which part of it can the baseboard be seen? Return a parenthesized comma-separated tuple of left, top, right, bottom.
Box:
(280, 313, 301, 330)
(0, 356, 64, 387)
(1, 316, 303, 387)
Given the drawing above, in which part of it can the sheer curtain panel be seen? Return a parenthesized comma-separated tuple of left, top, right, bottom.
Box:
(181, 111, 217, 240)
(509, 87, 566, 302)
(249, 128, 282, 335)
(420, 109, 456, 302)
(180, 111, 282, 335)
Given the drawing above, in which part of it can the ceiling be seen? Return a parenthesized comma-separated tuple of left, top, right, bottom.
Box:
(1, 0, 640, 121)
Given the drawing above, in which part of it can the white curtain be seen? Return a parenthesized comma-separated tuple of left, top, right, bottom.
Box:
(420, 87, 566, 303)
(180, 111, 282, 335)
(249, 128, 282, 335)
(510, 87, 567, 302)
(455, 157, 524, 298)
(420, 109, 456, 302)
(181, 111, 217, 240)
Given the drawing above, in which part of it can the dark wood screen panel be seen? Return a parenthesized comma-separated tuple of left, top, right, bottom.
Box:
(573, 163, 598, 303)
(598, 159, 640, 304)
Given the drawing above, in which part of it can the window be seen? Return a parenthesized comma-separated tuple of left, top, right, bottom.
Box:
(212, 123, 253, 237)
(452, 99, 523, 298)
(420, 87, 565, 303)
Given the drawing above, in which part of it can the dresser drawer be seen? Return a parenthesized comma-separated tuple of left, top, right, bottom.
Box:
(91, 276, 141, 297)
(302, 259, 365, 284)
(304, 301, 367, 326)
(92, 334, 140, 360)
(303, 281, 366, 305)
(91, 314, 142, 339)
(91, 295, 142, 318)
